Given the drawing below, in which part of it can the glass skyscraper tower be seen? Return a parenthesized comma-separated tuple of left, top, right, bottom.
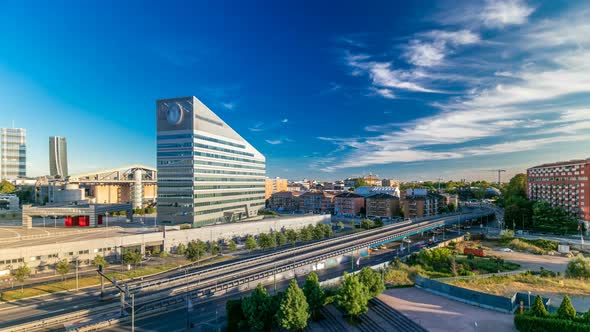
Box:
(0, 128, 26, 180)
(49, 136, 68, 177)
(156, 96, 266, 226)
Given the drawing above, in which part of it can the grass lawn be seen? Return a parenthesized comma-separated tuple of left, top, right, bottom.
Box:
(1, 255, 234, 302)
(447, 273, 590, 297)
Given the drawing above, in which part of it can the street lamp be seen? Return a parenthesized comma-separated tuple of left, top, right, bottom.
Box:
(131, 293, 135, 332)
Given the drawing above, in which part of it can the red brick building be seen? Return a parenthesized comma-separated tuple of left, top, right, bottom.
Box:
(333, 192, 365, 216)
(527, 159, 590, 221)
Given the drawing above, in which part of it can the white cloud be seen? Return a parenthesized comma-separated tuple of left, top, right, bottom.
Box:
(481, 0, 534, 27)
(404, 30, 479, 67)
(281, 118, 289, 123)
(371, 88, 396, 99)
(265, 139, 283, 145)
(248, 122, 264, 132)
(221, 102, 235, 110)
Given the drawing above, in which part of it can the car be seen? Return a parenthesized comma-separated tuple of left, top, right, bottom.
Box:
(499, 248, 513, 252)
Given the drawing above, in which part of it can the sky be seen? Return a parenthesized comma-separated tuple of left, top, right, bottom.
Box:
(1, 0, 589, 182)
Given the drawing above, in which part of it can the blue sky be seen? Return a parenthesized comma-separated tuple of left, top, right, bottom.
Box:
(1, 0, 589, 181)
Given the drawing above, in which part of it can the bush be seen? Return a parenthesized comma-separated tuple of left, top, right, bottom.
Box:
(500, 230, 515, 244)
(531, 295, 548, 317)
(557, 295, 577, 320)
(566, 256, 590, 279)
(514, 313, 590, 332)
(176, 243, 186, 255)
(521, 238, 559, 251)
(509, 239, 545, 255)
(226, 298, 247, 331)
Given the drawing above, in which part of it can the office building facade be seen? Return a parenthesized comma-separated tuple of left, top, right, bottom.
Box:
(265, 177, 288, 200)
(49, 136, 68, 177)
(0, 128, 26, 180)
(527, 159, 590, 222)
(157, 96, 266, 226)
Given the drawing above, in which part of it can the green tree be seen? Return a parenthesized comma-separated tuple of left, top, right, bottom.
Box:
(56, 259, 70, 284)
(583, 310, 590, 323)
(242, 284, 272, 331)
(176, 243, 186, 255)
(557, 295, 577, 320)
(354, 179, 370, 188)
(275, 232, 287, 247)
(565, 256, 590, 279)
(92, 255, 108, 270)
(185, 240, 207, 261)
(285, 229, 298, 244)
(122, 250, 142, 266)
(276, 279, 310, 331)
(13, 264, 31, 292)
(503, 173, 527, 199)
(531, 295, 548, 317)
(0, 180, 16, 194)
(208, 241, 220, 255)
(465, 232, 471, 241)
(299, 226, 312, 242)
(357, 267, 385, 298)
(312, 225, 325, 240)
(245, 236, 258, 252)
(336, 273, 369, 318)
(360, 218, 374, 230)
(226, 298, 247, 331)
(258, 233, 276, 249)
(374, 218, 384, 228)
(227, 239, 237, 252)
(303, 272, 325, 320)
(337, 221, 345, 230)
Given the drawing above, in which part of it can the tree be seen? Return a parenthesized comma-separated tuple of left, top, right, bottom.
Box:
(227, 239, 237, 252)
(275, 232, 287, 247)
(122, 250, 142, 266)
(13, 264, 31, 292)
(357, 267, 385, 298)
(503, 174, 527, 199)
(374, 218, 383, 228)
(285, 229, 298, 244)
(336, 273, 369, 318)
(186, 240, 207, 261)
(337, 222, 345, 230)
(360, 218, 374, 230)
(92, 255, 108, 270)
(242, 284, 272, 331)
(56, 259, 70, 284)
(0, 180, 16, 194)
(566, 256, 590, 279)
(303, 272, 325, 320)
(354, 179, 370, 188)
(465, 232, 471, 241)
(557, 295, 577, 320)
(258, 233, 276, 249)
(245, 236, 258, 252)
(298, 226, 312, 242)
(176, 243, 186, 255)
(208, 241, 220, 255)
(531, 295, 548, 317)
(276, 279, 310, 331)
(226, 298, 247, 331)
(312, 225, 325, 240)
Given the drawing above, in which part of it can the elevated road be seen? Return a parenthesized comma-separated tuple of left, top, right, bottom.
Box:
(0, 209, 493, 332)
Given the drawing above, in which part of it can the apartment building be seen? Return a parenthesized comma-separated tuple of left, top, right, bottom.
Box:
(0, 128, 26, 180)
(527, 159, 590, 221)
(333, 192, 365, 216)
(401, 189, 445, 219)
(366, 193, 400, 218)
(268, 191, 301, 211)
(299, 191, 334, 214)
(265, 177, 288, 200)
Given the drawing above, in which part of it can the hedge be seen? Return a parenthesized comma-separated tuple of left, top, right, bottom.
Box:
(514, 314, 590, 332)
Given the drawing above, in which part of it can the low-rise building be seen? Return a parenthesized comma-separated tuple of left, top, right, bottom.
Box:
(0, 194, 19, 211)
(366, 193, 400, 218)
(401, 189, 445, 219)
(440, 193, 459, 208)
(268, 191, 301, 211)
(354, 186, 400, 198)
(333, 192, 365, 216)
(381, 179, 399, 187)
(300, 191, 334, 214)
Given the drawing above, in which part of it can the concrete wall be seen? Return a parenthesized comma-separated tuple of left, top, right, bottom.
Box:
(0, 214, 330, 273)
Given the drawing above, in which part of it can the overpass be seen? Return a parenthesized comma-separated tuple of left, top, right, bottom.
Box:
(0, 209, 494, 332)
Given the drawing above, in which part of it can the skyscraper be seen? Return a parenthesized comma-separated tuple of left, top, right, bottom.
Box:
(0, 128, 26, 180)
(156, 96, 266, 226)
(49, 136, 68, 177)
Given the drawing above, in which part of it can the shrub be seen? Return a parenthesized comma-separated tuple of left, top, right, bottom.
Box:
(500, 230, 515, 244)
(509, 239, 545, 255)
(531, 295, 548, 317)
(557, 295, 577, 320)
(566, 256, 590, 279)
(514, 314, 590, 332)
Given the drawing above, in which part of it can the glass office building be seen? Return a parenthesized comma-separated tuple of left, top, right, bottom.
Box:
(156, 96, 266, 226)
(0, 128, 26, 180)
(49, 136, 68, 177)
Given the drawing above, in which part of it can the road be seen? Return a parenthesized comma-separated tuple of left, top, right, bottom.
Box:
(0, 209, 493, 331)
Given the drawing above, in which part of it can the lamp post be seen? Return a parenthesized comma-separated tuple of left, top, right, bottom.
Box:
(131, 293, 135, 332)
(185, 268, 190, 329)
(528, 291, 531, 309)
(42, 215, 46, 228)
(75, 257, 79, 292)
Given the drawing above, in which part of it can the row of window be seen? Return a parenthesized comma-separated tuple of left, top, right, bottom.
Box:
(157, 133, 246, 149)
(195, 168, 265, 177)
(195, 160, 265, 171)
(194, 143, 254, 157)
(195, 196, 265, 207)
(196, 204, 253, 216)
(195, 152, 264, 165)
(194, 177, 264, 182)
(195, 190, 265, 198)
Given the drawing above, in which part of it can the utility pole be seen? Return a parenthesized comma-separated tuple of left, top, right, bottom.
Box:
(131, 293, 135, 332)
(75, 257, 79, 292)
